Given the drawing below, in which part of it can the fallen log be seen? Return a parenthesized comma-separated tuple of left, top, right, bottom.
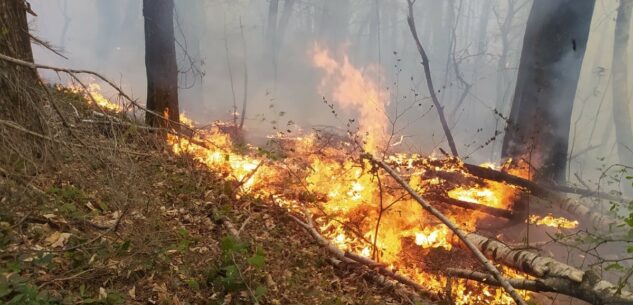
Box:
(446, 268, 633, 305)
(326, 257, 432, 304)
(556, 197, 620, 230)
(462, 163, 627, 203)
(431, 165, 621, 230)
(370, 156, 528, 305)
(463, 232, 633, 305)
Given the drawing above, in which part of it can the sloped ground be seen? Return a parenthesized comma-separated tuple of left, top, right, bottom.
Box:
(0, 88, 423, 305)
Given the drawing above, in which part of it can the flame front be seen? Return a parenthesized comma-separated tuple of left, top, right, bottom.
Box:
(73, 69, 536, 305)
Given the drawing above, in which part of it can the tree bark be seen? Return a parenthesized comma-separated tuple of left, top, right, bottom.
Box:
(447, 268, 633, 305)
(0, 0, 46, 174)
(501, 1, 595, 182)
(463, 233, 633, 305)
(143, 0, 180, 128)
(612, 0, 633, 170)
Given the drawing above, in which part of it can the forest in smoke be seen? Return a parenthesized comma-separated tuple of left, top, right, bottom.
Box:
(1, 0, 633, 305)
(28, 1, 629, 176)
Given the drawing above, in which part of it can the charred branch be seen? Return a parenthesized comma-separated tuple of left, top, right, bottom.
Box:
(427, 195, 514, 219)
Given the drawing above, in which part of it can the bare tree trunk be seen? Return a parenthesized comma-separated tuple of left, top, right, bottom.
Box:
(276, 0, 296, 51)
(502, 0, 595, 182)
(612, 0, 633, 168)
(0, 0, 46, 174)
(406, 0, 459, 156)
(238, 19, 248, 131)
(143, 0, 180, 128)
(266, 0, 279, 84)
(58, 0, 70, 47)
(492, 0, 517, 159)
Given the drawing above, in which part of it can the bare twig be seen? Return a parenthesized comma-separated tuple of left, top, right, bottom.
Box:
(50, 207, 128, 253)
(238, 17, 248, 130)
(0, 53, 192, 133)
(406, 0, 458, 157)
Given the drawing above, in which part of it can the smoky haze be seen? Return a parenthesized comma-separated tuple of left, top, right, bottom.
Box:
(27, 0, 632, 191)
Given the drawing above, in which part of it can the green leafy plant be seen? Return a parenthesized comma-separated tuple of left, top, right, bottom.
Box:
(0, 273, 56, 305)
(211, 235, 268, 304)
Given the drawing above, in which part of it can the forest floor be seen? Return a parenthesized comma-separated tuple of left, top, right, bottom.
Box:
(0, 88, 427, 305)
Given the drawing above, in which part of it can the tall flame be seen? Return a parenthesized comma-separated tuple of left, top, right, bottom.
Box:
(71, 71, 542, 305)
(312, 44, 389, 154)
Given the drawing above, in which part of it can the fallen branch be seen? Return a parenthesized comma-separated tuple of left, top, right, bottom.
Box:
(446, 268, 549, 292)
(430, 163, 621, 230)
(463, 232, 633, 305)
(428, 194, 514, 219)
(462, 163, 627, 203)
(0, 53, 192, 134)
(211, 208, 240, 239)
(49, 207, 127, 253)
(369, 155, 527, 305)
(0, 119, 151, 157)
(288, 214, 430, 298)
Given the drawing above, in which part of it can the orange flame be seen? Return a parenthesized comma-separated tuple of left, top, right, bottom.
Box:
(530, 214, 578, 229)
(76, 63, 537, 304)
(312, 43, 389, 154)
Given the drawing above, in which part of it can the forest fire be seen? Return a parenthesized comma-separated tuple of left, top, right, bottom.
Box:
(68, 75, 540, 304)
(62, 40, 600, 304)
(68, 83, 123, 112)
(5, 0, 633, 304)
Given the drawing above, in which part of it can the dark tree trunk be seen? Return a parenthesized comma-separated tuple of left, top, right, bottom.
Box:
(501, 0, 595, 182)
(143, 0, 180, 128)
(0, 0, 46, 173)
(612, 0, 633, 168)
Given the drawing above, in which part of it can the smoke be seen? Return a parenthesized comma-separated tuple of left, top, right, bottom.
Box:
(25, 0, 630, 184)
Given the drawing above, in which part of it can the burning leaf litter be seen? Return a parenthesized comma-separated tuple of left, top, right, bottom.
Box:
(71, 81, 570, 305)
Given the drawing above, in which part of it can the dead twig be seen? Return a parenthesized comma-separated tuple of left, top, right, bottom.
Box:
(406, 0, 458, 157)
(211, 208, 241, 239)
(0, 53, 192, 134)
(0, 119, 151, 156)
(50, 207, 128, 253)
(289, 213, 428, 296)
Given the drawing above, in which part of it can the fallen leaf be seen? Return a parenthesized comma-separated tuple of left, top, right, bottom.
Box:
(128, 286, 136, 299)
(45, 232, 71, 248)
(99, 287, 107, 300)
